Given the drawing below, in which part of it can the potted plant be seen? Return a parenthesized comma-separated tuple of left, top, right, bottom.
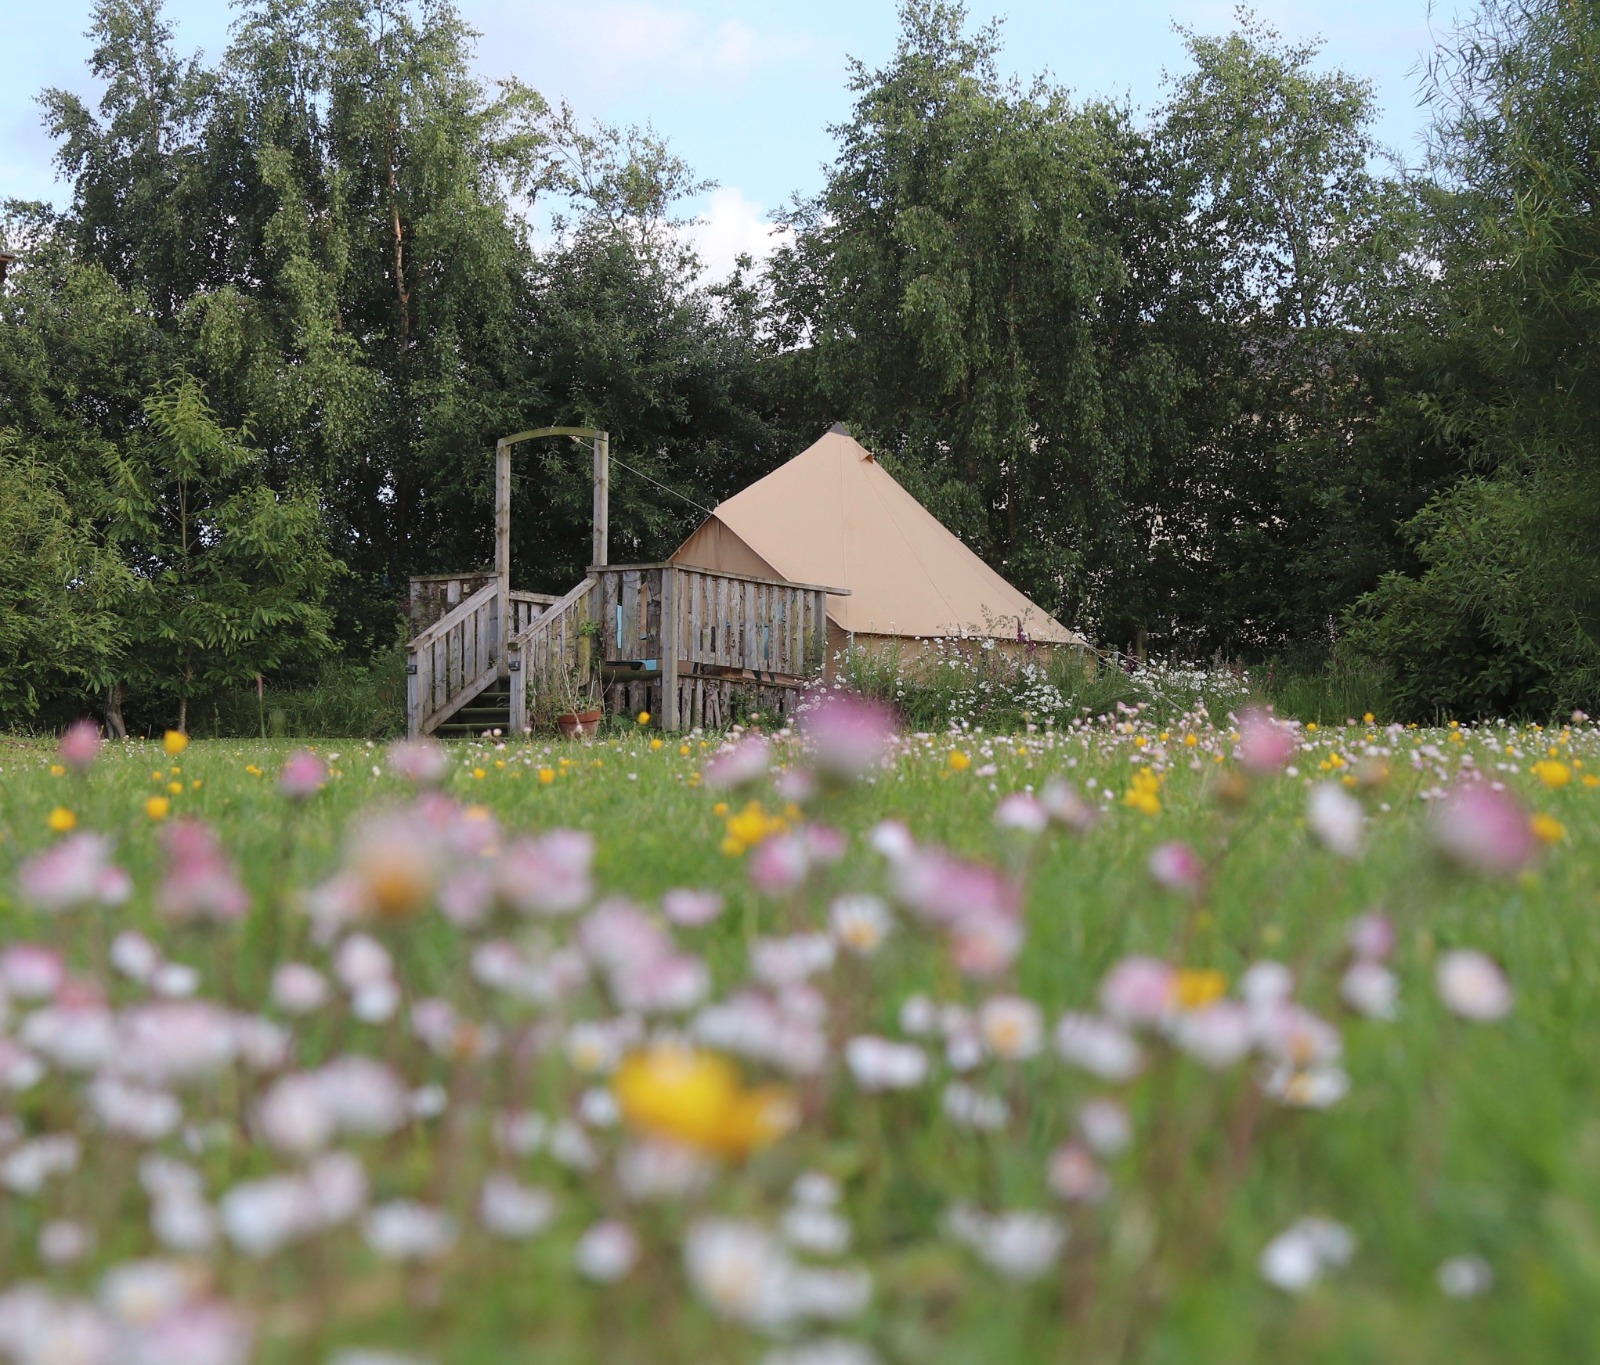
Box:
(555, 620, 605, 736)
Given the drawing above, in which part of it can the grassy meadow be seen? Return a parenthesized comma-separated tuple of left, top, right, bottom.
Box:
(0, 704, 1597, 1364)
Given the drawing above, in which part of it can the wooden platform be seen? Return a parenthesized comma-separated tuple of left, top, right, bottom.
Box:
(406, 563, 846, 737)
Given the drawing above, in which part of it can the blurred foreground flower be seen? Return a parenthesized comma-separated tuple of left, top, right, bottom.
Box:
(1259, 1216, 1356, 1292)
(1236, 709, 1296, 773)
(1431, 783, 1536, 876)
(279, 749, 328, 800)
(59, 719, 101, 773)
(1307, 783, 1364, 858)
(159, 821, 249, 923)
(1436, 949, 1512, 1021)
(17, 833, 131, 910)
(386, 740, 449, 787)
(702, 737, 771, 791)
(799, 692, 897, 779)
(163, 730, 189, 756)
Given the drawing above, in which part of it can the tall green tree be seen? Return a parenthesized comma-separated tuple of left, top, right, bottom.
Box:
(768, 1, 1197, 641)
(1344, 0, 1600, 716)
(1153, 10, 1438, 656)
(99, 376, 340, 730)
(0, 433, 129, 726)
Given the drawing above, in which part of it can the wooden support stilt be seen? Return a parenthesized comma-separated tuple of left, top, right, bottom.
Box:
(593, 431, 609, 570)
(494, 438, 511, 673)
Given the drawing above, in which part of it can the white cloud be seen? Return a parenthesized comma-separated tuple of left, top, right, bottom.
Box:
(481, 1, 810, 94)
(680, 186, 788, 281)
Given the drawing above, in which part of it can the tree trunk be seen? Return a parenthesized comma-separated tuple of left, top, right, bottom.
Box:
(178, 695, 187, 734)
(104, 682, 127, 741)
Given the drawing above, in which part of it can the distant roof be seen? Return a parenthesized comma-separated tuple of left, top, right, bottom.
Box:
(672, 427, 1084, 645)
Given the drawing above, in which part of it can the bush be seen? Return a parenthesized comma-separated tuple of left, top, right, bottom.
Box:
(204, 652, 409, 739)
(833, 639, 1255, 730)
(1340, 476, 1600, 720)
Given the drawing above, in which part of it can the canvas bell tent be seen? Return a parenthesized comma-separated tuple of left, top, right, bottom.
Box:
(671, 426, 1086, 660)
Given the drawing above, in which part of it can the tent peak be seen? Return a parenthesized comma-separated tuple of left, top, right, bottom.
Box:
(824, 422, 873, 461)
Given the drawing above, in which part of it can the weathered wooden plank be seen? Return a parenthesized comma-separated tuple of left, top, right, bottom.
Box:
(621, 570, 640, 659)
(508, 641, 526, 735)
(661, 568, 680, 732)
(741, 580, 755, 670)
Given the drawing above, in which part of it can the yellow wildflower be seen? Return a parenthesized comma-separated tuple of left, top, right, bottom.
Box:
(49, 764, 65, 777)
(167, 781, 183, 796)
(1531, 813, 1566, 845)
(1171, 969, 1227, 1011)
(637, 711, 651, 725)
(1532, 760, 1572, 790)
(538, 767, 555, 785)
(145, 796, 171, 821)
(163, 730, 189, 756)
(1123, 769, 1162, 816)
(725, 801, 783, 850)
(46, 807, 77, 833)
(613, 1046, 796, 1159)
(650, 738, 664, 751)
(948, 750, 971, 772)
(472, 767, 486, 781)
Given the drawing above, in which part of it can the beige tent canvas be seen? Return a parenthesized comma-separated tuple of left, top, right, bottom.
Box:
(670, 426, 1086, 658)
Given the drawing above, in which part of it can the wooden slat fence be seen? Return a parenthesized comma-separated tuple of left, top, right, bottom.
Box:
(506, 577, 598, 735)
(406, 581, 502, 737)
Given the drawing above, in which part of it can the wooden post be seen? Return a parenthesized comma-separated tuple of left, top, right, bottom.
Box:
(494, 437, 511, 632)
(406, 649, 423, 739)
(507, 641, 526, 735)
(661, 566, 680, 733)
(593, 430, 609, 569)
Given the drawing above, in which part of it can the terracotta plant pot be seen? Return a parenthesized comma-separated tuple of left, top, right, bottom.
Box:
(556, 708, 604, 738)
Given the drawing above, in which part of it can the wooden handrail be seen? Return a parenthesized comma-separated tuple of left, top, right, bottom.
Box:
(508, 575, 596, 649)
(589, 563, 850, 597)
(409, 580, 499, 652)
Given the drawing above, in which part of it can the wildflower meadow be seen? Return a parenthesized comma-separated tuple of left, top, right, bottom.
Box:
(0, 698, 1596, 1365)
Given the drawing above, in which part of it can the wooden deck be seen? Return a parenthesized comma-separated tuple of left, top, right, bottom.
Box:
(407, 564, 845, 737)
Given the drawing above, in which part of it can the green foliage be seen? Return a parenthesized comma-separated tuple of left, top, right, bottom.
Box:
(0, 434, 128, 724)
(101, 375, 341, 729)
(1343, 475, 1600, 719)
(209, 650, 408, 738)
(770, 2, 1196, 637)
(1347, 0, 1600, 716)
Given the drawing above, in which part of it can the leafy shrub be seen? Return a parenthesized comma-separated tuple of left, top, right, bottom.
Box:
(206, 652, 408, 739)
(833, 639, 1254, 730)
(1341, 476, 1600, 720)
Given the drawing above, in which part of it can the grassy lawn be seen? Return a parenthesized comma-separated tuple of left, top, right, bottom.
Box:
(0, 709, 1596, 1364)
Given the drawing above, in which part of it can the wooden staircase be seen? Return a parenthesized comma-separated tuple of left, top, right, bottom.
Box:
(404, 580, 554, 740)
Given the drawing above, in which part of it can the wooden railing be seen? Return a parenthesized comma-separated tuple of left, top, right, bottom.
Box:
(506, 577, 597, 735)
(508, 590, 559, 636)
(592, 563, 843, 731)
(419, 564, 847, 736)
(406, 581, 502, 738)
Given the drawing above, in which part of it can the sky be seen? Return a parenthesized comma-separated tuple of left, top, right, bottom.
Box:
(1, 0, 1461, 279)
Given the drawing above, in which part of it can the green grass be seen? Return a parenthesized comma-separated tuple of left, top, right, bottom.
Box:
(0, 717, 1597, 1364)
